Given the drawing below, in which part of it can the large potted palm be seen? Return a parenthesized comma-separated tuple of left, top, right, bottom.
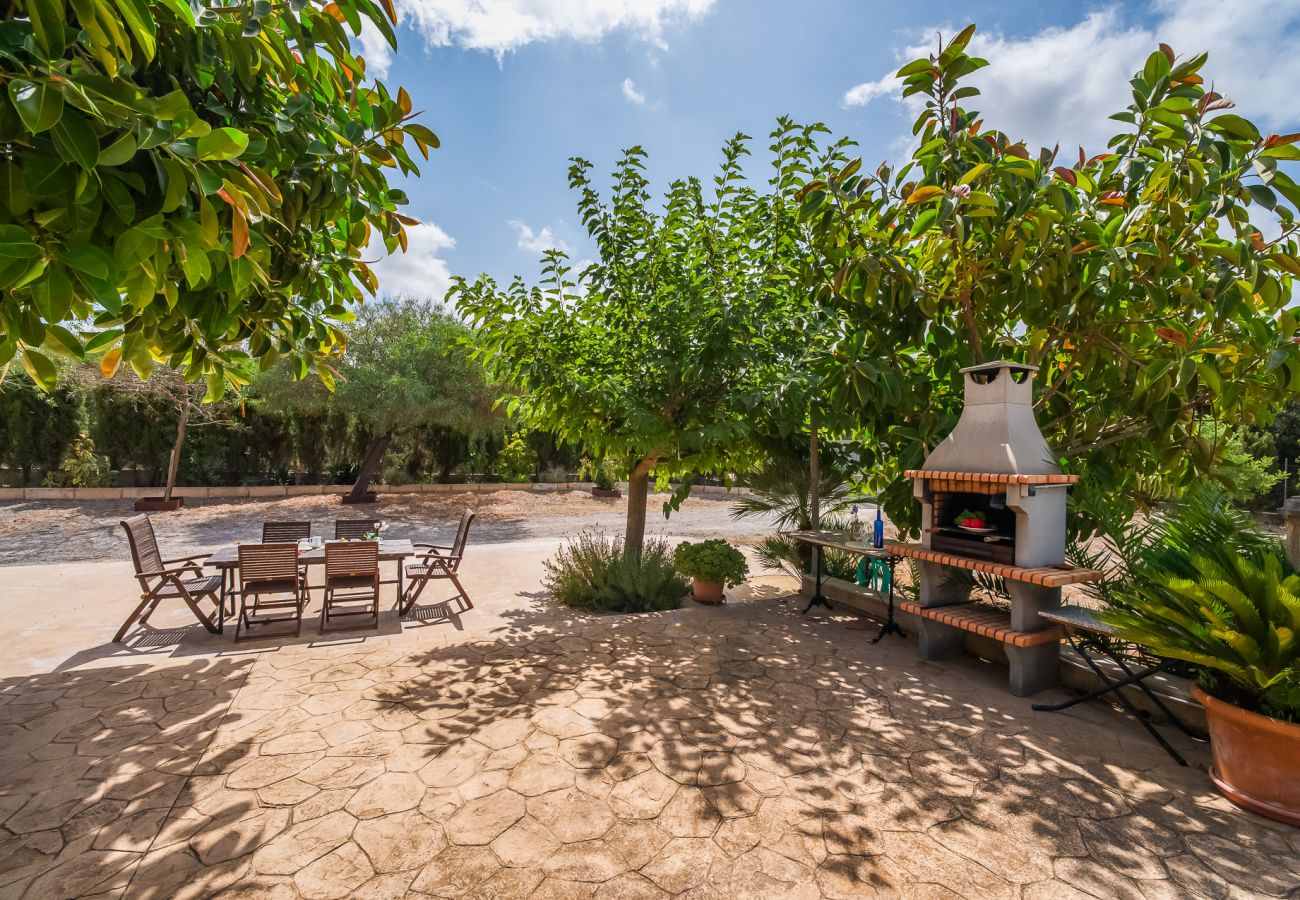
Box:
(1100, 491, 1300, 827)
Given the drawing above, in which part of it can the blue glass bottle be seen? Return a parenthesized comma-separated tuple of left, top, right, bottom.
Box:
(873, 505, 885, 548)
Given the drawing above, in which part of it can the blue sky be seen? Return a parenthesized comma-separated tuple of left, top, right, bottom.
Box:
(361, 0, 1300, 300)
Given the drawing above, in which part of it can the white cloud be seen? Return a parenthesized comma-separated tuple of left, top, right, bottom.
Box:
(842, 2, 1300, 157)
(356, 18, 395, 79)
(367, 222, 456, 302)
(393, 0, 714, 58)
(842, 76, 897, 109)
(621, 77, 647, 105)
(510, 220, 571, 255)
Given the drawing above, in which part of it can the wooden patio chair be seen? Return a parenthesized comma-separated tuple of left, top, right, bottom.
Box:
(335, 518, 379, 540)
(262, 521, 311, 542)
(320, 541, 381, 632)
(263, 520, 314, 594)
(235, 543, 308, 641)
(116, 514, 222, 642)
(400, 509, 475, 615)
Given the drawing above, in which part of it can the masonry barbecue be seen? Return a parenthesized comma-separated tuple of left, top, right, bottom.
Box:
(889, 360, 1102, 696)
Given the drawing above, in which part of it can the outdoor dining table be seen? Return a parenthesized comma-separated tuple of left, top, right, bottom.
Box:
(205, 539, 416, 633)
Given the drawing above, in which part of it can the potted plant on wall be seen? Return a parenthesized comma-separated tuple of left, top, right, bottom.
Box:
(1101, 504, 1300, 826)
(581, 457, 623, 499)
(674, 539, 749, 604)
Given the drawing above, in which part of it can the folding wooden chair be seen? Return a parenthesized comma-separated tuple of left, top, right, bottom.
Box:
(116, 514, 222, 642)
(235, 543, 308, 641)
(335, 518, 379, 540)
(262, 521, 311, 542)
(263, 521, 313, 595)
(321, 541, 381, 632)
(400, 509, 475, 615)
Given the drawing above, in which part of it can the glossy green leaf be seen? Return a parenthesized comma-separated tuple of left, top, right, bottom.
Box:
(51, 113, 100, 171)
(21, 348, 58, 392)
(27, 0, 67, 57)
(0, 225, 41, 259)
(8, 80, 64, 134)
(196, 127, 250, 161)
(112, 0, 157, 59)
(98, 132, 138, 166)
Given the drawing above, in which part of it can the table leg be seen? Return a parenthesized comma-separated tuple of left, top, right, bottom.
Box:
(802, 546, 833, 614)
(397, 563, 404, 608)
(872, 556, 906, 643)
(1033, 633, 1189, 766)
(218, 568, 227, 634)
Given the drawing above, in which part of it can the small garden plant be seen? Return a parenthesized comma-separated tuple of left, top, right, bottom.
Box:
(673, 539, 750, 587)
(545, 532, 687, 613)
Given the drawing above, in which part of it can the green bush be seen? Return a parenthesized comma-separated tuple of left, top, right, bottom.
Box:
(42, 434, 114, 488)
(580, 456, 622, 490)
(545, 532, 687, 613)
(673, 540, 749, 587)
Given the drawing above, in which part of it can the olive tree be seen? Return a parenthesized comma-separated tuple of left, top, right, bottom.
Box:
(253, 298, 501, 500)
(0, 0, 437, 396)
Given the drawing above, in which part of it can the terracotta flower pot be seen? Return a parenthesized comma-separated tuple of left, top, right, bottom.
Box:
(1193, 684, 1300, 827)
(134, 497, 184, 511)
(692, 579, 724, 604)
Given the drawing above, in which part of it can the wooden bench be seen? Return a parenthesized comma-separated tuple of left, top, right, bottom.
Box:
(898, 600, 1063, 696)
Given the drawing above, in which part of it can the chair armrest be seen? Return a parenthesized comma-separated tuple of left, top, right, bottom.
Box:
(137, 566, 205, 579)
(414, 543, 454, 551)
(164, 554, 210, 564)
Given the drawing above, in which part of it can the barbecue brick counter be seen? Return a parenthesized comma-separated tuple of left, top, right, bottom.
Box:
(899, 361, 1102, 696)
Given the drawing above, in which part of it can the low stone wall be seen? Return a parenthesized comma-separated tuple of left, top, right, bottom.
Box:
(0, 482, 753, 502)
(801, 574, 1207, 731)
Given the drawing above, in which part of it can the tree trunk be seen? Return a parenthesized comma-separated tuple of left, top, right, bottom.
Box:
(163, 397, 190, 502)
(624, 454, 658, 563)
(809, 408, 820, 530)
(806, 409, 820, 575)
(349, 431, 393, 500)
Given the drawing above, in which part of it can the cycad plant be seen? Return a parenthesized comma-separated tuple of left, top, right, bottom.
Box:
(1097, 486, 1300, 722)
(732, 451, 859, 580)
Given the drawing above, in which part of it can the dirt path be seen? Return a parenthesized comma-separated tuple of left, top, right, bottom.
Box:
(0, 490, 777, 566)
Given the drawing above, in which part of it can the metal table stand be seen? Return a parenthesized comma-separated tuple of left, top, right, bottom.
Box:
(866, 551, 905, 643)
(802, 545, 833, 614)
(1032, 606, 1203, 766)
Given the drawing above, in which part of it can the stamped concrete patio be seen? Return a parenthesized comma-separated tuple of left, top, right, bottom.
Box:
(2, 583, 1297, 900)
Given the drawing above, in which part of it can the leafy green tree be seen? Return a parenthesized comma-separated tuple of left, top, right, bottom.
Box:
(253, 298, 501, 500)
(799, 27, 1300, 531)
(0, 0, 437, 395)
(0, 374, 79, 484)
(456, 121, 850, 557)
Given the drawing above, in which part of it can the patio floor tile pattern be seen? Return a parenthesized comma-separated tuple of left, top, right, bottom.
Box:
(1, 600, 1298, 898)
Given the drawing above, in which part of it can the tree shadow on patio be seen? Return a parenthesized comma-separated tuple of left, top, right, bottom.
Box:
(0, 658, 264, 898)
(348, 595, 1298, 895)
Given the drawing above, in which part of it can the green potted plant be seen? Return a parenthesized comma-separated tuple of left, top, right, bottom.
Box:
(1102, 520, 1300, 826)
(674, 539, 749, 604)
(580, 457, 622, 499)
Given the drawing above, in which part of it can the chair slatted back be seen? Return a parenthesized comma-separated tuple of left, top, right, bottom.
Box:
(449, 509, 475, 569)
(121, 515, 164, 582)
(263, 521, 311, 542)
(335, 518, 379, 540)
(324, 541, 378, 579)
(238, 543, 300, 583)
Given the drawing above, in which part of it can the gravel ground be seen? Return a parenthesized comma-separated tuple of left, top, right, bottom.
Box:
(0, 490, 779, 566)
